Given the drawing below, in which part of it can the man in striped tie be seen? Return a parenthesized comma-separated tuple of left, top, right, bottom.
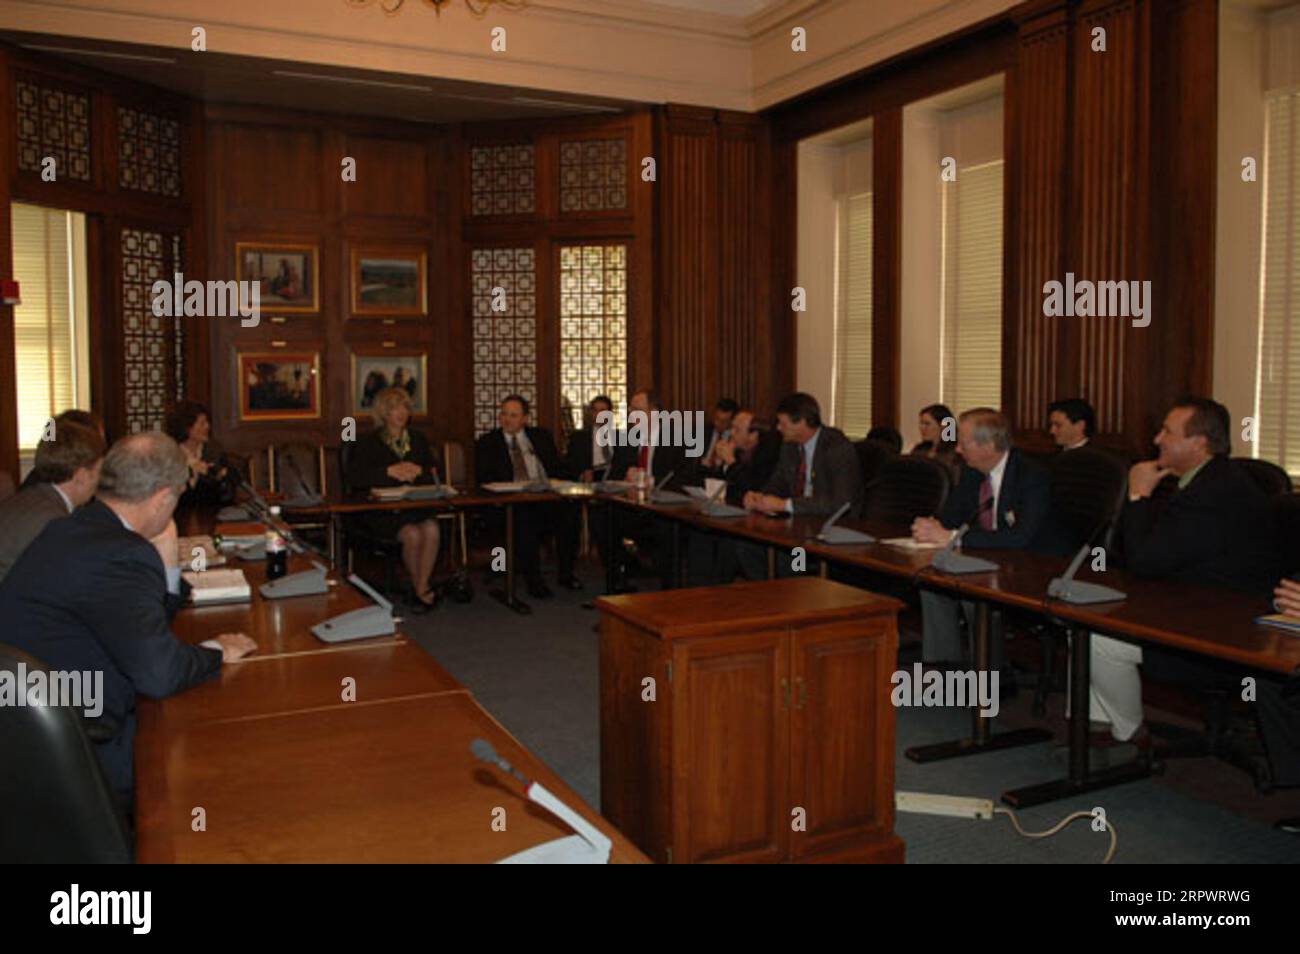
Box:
(913, 408, 1066, 690)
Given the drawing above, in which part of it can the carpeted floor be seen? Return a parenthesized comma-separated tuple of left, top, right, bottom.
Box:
(401, 560, 1300, 864)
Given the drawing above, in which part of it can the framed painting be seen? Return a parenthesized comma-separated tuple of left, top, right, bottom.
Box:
(351, 349, 428, 417)
(350, 246, 427, 317)
(236, 242, 319, 313)
(237, 350, 321, 421)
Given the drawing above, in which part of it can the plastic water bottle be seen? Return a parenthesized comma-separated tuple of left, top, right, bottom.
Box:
(265, 506, 288, 580)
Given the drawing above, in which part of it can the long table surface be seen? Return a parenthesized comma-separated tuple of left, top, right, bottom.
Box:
(138, 518, 649, 864)
(604, 494, 1300, 675)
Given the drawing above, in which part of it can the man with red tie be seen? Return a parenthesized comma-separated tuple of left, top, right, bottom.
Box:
(912, 408, 1066, 684)
(595, 387, 688, 591)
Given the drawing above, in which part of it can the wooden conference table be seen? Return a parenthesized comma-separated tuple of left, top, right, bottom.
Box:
(598, 492, 1300, 807)
(136, 549, 649, 863)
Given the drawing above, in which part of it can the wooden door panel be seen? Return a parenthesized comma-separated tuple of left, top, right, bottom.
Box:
(672, 630, 788, 863)
(790, 618, 897, 858)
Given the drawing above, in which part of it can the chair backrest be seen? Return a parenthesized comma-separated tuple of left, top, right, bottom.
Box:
(0, 470, 15, 503)
(1048, 447, 1129, 550)
(1232, 457, 1294, 497)
(443, 440, 467, 487)
(854, 439, 897, 490)
(861, 455, 951, 525)
(338, 440, 357, 495)
(1272, 493, 1300, 576)
(0, 644, 132, 862)
(275, 442, 324, 498)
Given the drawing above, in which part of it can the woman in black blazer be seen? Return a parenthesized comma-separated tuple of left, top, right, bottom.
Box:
(344, 387, 442, 612)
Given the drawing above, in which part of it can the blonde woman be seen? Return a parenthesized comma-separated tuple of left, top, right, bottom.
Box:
(344, 387, 442, 612)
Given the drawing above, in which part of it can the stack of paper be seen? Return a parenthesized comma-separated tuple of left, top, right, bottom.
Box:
(177, 535, 225, 567)
(182, 568, 252, 605)
(881, 537, 948, 550)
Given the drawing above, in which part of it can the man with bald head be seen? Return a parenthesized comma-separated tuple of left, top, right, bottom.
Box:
(0, 431, 256, 802)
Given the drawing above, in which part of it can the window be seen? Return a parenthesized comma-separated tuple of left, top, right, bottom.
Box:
(832, 192, 872, 435)
(10, 202, 90, 452)
(1258, 92, 1300, 476)
(940, 160, 1004, 413)
(558, 243, 628, 429)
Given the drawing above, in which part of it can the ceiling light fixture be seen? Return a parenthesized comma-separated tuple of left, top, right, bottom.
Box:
(344, 0, 527, 16)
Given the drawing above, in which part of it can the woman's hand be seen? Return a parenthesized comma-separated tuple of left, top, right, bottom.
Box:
(386, 462, 422, 483)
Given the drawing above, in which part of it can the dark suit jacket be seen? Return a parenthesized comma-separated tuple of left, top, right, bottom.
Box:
(563, 427, 614, 478)
(0, 500, 221, 796)
(939, 449, 1071, 556)
(476, 426, 571, 484)
(762, 426, 862, 517)
(1120, 455, 1280, 592)
(608, 438, 688, 491)
(719, 430, 782, 505)
(0, 482, 70, 583)
(344, 428, 441, 491)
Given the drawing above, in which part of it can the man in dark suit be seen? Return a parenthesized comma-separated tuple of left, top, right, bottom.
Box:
(697, 397, 739, 472)
(0, 432, 256, 802)
(475, 394, 581, 598)
(913, 407, 1068, 678)
(686, 409, 781, 585)
(564, 394, 615, 482)
(731, 392, 862, 579)
(592, 387, 690, 591)
(1089, 397, 1281, 744)
(1048, 397, 1095, 450)
(0, 420, 104, 583)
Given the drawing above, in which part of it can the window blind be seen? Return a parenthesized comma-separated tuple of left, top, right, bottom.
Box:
(10, 203, 89, 452)
(833, 191, 872, 436)
(940, 160, 1004, 414)
(1259, 92, 1300, 477)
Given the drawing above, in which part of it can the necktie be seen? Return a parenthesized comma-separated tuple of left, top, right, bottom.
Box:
(509, 435, 529, 481)
(978, 474, 994, 529)
(637, 443, 649, 471)
(793, 448, 806, 498)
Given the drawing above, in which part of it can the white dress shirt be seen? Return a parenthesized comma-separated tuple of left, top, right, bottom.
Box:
(985, 451, 1010, 529)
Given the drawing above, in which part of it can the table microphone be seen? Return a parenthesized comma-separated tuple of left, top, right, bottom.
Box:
(470, 738, 611, 864)
(1046, 519, 1126, 604)
(930, 496, 998, 574)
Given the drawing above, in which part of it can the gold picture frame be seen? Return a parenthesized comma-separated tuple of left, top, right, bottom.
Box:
(349, 245, 428, 317)
(235, 242, 320, 314)
(237, 349, 322, 421)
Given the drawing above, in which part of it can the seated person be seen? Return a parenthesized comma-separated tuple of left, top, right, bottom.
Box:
(343, 386, 443, 613)
(1048, 397, 1095, 451)
(565, 394, 615, 482)
(866, 426, 904, 455)
(1090, 398, 1280, 746)
(729, 392, 862, 580)
(592, 387, 688, 591)
(164, 400, 239, 507)
(0, 420, 104, 583)
(912, 408, 1069, 680)
(17, 409, 106, 490)
(0, 432, 256, 803)
(475, 394, 581, 598)
(1265, 577, 1300, 832)
(910, 402, 961, 481)
(699, 397, 739, 471)
(686, 409, 781, 585)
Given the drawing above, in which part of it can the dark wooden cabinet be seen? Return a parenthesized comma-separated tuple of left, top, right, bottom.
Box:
(598, 577, 903, 864)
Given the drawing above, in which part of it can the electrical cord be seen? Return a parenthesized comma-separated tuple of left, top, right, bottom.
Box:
(993, 806, 1118, 863)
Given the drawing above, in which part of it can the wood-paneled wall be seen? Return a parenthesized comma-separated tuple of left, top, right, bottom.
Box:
(655, 105, 776, 414)
(204, 105, 456, 459)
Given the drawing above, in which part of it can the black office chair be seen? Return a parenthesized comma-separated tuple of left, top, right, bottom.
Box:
(1232, 457, 1294, 497)
(1032, 448, 1129, 716)
(860, 455, 950, 525)
(1273, 493, 1300, 574)
(0, 644, 133, 863)
(854, 439, 897, 494)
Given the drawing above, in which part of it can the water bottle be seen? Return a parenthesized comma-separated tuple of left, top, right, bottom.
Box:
(265, 506, 288, 580)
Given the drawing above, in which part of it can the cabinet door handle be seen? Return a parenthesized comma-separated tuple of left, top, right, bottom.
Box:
(781, 677, 790, 709)
(795, 677, 807, 709)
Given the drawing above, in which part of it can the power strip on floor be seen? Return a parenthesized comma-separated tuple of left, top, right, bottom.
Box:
(896, 790, 995, 820)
